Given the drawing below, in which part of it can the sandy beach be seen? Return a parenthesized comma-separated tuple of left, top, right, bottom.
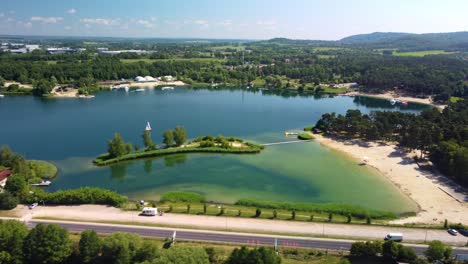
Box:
(313, 134, 468, 225)
(356, 91, 447, 109)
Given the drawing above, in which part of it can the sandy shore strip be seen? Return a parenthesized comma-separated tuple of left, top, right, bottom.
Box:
(356, 91, 446, 109)
(313, 134, 467, 225)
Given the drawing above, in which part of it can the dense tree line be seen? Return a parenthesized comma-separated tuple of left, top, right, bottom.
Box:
(349, 239, 454, 263)
(314, 99, 468, 186)
(1, 42, 466, 99)
(0, 220, 281, 264)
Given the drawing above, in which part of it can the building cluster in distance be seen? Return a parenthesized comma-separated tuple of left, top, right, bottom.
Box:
(0, 42, 155, 55)
(0, 43, 41, 54)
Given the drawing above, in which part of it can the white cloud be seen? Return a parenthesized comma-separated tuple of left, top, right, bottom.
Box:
(24, 22, 33, 28)
(84, 24, 91, 28)
(67, 8, 77, 15)
(194, 19, 209, 26)
(64, 26, 72, 30)
(136, 19, 155, 28)
(0, 13, 4, 18)
(218, 20, 232, 27)
(31, 16, 64, 24)
(257, 20, 277, 26)
(6, 17, 15, 22)
(80, 18, 119, 26)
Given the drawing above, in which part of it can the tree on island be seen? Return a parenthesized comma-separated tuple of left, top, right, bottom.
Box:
(142, 130, 156, 151)
(107, 133, 132, 158)
(163, 130, 174, 147)
(173, 126, 187, 146)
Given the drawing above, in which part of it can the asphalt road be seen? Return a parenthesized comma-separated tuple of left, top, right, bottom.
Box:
(28, 220, 468, 256)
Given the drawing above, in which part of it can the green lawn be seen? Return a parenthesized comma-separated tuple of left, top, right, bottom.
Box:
(392, 50, 455, 57)
(120, 58, 226, 63)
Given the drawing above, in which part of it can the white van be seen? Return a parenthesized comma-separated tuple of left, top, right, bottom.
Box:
(141, 207, 158, 216)
(384, 233, 403, 242)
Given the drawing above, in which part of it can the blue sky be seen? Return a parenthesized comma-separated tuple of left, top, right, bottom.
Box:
(0, 0, 467, 40)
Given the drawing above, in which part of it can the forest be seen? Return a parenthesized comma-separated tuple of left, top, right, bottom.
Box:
(0, 220, 282, 264)
(314, 99, 468, 187)
(0, 36, 467, 101)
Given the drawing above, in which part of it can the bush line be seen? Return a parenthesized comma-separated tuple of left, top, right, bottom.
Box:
(235, 199, 397, 219)
(93, 145, 264, 166)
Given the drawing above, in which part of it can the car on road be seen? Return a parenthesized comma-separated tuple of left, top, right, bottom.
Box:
(384, 233, 403, 242)
(29, 203, 38, 209)
(447, 229, 458, 235)
(458, 229, 468, 237)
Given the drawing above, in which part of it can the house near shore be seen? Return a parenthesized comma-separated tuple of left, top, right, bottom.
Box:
(0, 169, 12, 188)
(135, 76, 155, 82)
(328, 82, 358, 89)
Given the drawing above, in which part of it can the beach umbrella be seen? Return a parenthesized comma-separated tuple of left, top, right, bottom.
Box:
(363, 156, 369, 162)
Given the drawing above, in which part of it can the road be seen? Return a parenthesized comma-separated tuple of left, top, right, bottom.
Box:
(28, 220, 468, 256)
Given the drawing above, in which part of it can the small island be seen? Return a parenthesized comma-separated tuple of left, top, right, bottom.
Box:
(93, 126, 264, 166)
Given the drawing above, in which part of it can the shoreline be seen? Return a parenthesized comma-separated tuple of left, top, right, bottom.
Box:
(355, 91, 447, 109)
(313, 134, 468, 225)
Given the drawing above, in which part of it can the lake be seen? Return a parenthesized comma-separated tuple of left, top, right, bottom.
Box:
(0, 87, 427, 213)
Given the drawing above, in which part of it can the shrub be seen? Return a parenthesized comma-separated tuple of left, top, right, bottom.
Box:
(24, 187, 127, 207)
(303, 126, 315, 131)
(235, 199, 396, 219)
(255, 208, 262, 217)
(160, 191, 206, 203)
(298, 133, 315, 140)
(0, 192, 19, 210)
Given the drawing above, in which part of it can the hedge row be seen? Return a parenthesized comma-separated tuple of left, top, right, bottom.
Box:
(94, 145, 264, 166)
(25, 187, 127, 207)
(235, 199, 397, 219)
(160, 191, 206, 203)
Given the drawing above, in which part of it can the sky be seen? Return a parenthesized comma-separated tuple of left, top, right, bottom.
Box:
(0, 0, 467, 40)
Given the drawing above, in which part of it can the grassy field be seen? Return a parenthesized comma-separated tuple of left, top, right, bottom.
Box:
(210, 45, 246, 51)
(392, 50, 455, 57)
(120, 58, 226, 63)
(449, 96, 464, 103)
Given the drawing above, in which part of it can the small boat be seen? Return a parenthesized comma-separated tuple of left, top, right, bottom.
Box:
(161, 86, 174, 90)
(389, 99, 396, 105)
(401, 101, 408, 105)
(0, 94, 5, 98)
(30, 180, 51, 187)
(123, 86, 129, 92)
(145, 121, 152, 131)
(78, 95, 95, 99)
(135, 88, 145, 92)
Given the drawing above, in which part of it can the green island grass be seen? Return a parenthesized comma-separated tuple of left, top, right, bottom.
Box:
(303, 126, 315, 131)
(93, 142, 264, 166)
(297, 133, 315, 140)
(392, 50, 455, 57)
(28, 160, 58, 179)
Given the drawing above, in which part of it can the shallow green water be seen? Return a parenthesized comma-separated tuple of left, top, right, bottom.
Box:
(0, 88, 426, 213)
